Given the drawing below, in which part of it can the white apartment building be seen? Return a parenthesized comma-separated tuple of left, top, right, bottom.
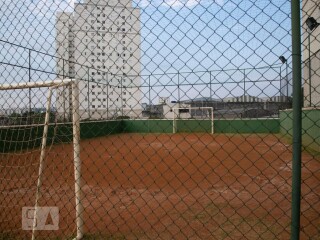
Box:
(302, 0, 320, 107)
(56, 0, 142, 120)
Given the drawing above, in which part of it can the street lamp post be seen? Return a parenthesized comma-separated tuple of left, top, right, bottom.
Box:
(279, 56, 289, 100)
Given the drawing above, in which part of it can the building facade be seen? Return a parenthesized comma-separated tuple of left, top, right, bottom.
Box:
(302, 0, 320, 107)
(56, 0, 142, 120)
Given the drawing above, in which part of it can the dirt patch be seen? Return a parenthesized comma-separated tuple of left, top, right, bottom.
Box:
(0, 133, 319, 239)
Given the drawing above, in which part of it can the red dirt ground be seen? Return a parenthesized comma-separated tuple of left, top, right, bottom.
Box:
(0, 133, 319, 239)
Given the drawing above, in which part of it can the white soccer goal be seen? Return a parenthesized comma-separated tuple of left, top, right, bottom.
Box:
(0, 79, 83, 240)
(172, 107, 214, 134)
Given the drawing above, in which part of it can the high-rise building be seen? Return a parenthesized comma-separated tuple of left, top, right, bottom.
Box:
(56, 0, 142, 119)
(302, 0, 320, 107)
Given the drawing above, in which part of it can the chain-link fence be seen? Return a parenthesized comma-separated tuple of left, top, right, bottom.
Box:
(0, 0, 319, 239)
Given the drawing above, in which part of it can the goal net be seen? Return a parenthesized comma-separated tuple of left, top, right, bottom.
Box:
(172, 107, 214, 134)
(0, 80, 83, 239)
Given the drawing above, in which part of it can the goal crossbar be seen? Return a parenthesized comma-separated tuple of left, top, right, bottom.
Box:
(0, 79, 73, 90)
(172, 107, 214, 134)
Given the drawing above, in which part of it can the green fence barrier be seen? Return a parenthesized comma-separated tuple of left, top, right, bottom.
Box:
(123, 119, 279, 134)
(0, 120, 122, 153)
(280, 109, 320, 153)
(0, 118, 280, 153)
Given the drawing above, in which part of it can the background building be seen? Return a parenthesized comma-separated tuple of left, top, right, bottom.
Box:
(302, 0, 320, 107)
(56, 0, 142, 120)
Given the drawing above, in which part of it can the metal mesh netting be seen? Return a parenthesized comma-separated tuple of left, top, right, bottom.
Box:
(0, 0, 319, 239)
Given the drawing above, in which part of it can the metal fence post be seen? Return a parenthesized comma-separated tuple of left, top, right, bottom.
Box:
(308, 31, 312, 106)
(286, 61, 289, 99)
(87, 66, 90, 119)
(28, 49, 31, 117)
(107, 73, 109, 119)
(62, 58, 65, 79)
(291, 0, 302, 239)
(209, 71, 212, 101)
(148, 75, 151, 105)
(243, 69, 246, 97)
(178, 72, 181, 102)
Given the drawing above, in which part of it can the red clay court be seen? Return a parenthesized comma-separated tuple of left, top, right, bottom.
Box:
(1, 133, 319, 239)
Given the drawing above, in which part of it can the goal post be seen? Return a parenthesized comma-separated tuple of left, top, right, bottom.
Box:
(0, 79, 83, 239)
(172, 107, 214, 134)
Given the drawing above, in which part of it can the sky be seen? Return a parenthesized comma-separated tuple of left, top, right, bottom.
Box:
(0, 0, 293, 104)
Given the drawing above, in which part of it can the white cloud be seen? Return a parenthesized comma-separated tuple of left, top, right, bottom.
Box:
(215, 0, 224, 6)
(162, 0, 201, 8)
(138, 0, 151, 7)
(28, 0, 75, 16)
(161, 0, 227, 8)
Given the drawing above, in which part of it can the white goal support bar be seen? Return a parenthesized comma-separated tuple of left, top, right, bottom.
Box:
(0, 79, 73, 90)
(0, 79, 83, 240)
(172, 107, 214, 134)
